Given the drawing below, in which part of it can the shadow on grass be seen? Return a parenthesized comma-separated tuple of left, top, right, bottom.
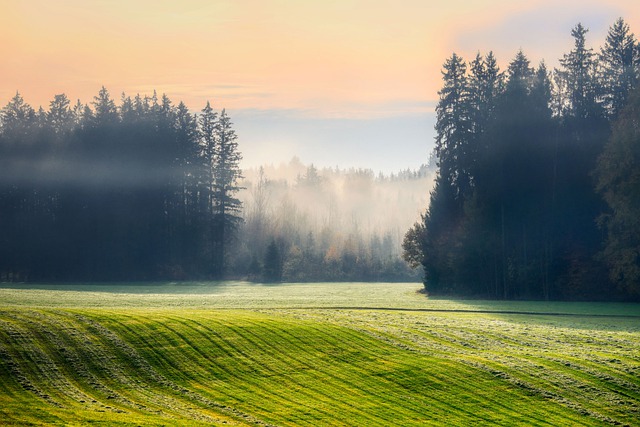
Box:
(0, 281, 259, 294)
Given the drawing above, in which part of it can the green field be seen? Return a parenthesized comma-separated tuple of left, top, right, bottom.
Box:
(1, 282, 639, 426)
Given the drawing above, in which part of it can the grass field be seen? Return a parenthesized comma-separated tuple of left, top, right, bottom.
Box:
(1, 282, 639, 426)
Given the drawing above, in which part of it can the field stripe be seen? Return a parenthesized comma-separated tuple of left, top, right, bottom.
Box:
(2, 305, 637, 426)
(287, 308, 636, 426)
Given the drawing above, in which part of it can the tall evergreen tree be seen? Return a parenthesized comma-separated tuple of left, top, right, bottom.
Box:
(409, 53, 474, 293)
(598, 18, 639, 120)
(468, 52, 503, 139)
(557, 23, 602, 121)
(211, 109, 244, 276)
(199, 101, 218, 215)
(435, 53, 472, 199)
(173, 101, 206, 275)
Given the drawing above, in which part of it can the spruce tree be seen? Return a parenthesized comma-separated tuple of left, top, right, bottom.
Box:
(598, 18, 639, 119)
(435, 53, 472, 199)
(199, 101, 217, 215)
(47, 94, 74, 134)
(211, 109, 244, 276)
(557, 23, 601, 121)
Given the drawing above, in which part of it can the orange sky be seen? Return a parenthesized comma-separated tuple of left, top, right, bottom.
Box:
(2, 0, 636, 117)
(1, 0, 639, 170)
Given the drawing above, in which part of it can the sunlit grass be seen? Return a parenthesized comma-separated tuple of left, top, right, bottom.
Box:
(1, 282, 639, 425)
(2, 281, 640, 316)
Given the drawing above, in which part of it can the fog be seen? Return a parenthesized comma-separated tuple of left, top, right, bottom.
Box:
(238, 157, 435, 258)
(0, 157, 193, 189)
(0, 89, 435, 282)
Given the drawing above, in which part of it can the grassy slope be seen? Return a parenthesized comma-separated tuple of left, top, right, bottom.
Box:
(1, 282, 639, 426)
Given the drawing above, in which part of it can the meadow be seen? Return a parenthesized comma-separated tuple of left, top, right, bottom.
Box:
(1, 282, 639, 426)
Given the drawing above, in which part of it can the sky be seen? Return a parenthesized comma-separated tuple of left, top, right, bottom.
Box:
(2, 0, 639, 173)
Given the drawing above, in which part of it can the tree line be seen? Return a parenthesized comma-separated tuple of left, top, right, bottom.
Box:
(0, 87, 428, 283)
(0, 88, 242, 281)
(403, 18, 640, 300)
(229, 161, 432, 282)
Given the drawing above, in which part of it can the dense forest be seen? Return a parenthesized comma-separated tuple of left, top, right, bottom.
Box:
(0, 89, 242, 281)
(403, 18, 640, 301)
(0, 88, 429, 282)
(3, 18, 639, 298)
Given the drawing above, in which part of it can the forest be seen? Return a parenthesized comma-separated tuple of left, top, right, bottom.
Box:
(0, 89, 243, 281)
(233, 161, 432, 282)
(0, 88, 429, 282)
(2, 18, 640, 300)
(403, 18, 640, 301)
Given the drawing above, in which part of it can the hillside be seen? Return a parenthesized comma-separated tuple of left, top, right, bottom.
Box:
(1, 282, 639, 426)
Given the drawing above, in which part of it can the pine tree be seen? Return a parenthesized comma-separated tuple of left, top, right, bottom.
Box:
(599, 18, 639, 119)
(507, 50, 534, 92)
(557, 23, 602, 121)
(263, 238, 282, 282)
(435, 53, 472, 199)
(211, 109, 244, 276)
(1, 92, 35, 134)
(47, 94, 74, 134)
(92, 86, 118, 125)
(199, 101, 217, 215)
(468, 52, 503, 137)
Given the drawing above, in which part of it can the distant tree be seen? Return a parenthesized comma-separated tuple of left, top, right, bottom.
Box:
(245, 166, 271, 256)
(474, 53, 556, 299)
(298, 164, 322, 188)
(531, 62, 553, 116)
(1, 92, 35, 133)
(401, 218, 425, 270)
(595, 87, 640, 297)
(170, 101, 206, 275)
(47, 94, 75, 134)
(263, 238, 283, 282)
(507, 50, 534, 91)
(92, 86, 119, 124)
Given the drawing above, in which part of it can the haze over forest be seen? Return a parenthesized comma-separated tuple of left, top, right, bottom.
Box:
(1, 2, 639, 301)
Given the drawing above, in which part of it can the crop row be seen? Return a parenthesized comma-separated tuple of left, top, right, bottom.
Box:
(280, 308, 640, 426)
(0, 307, 618, 426)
